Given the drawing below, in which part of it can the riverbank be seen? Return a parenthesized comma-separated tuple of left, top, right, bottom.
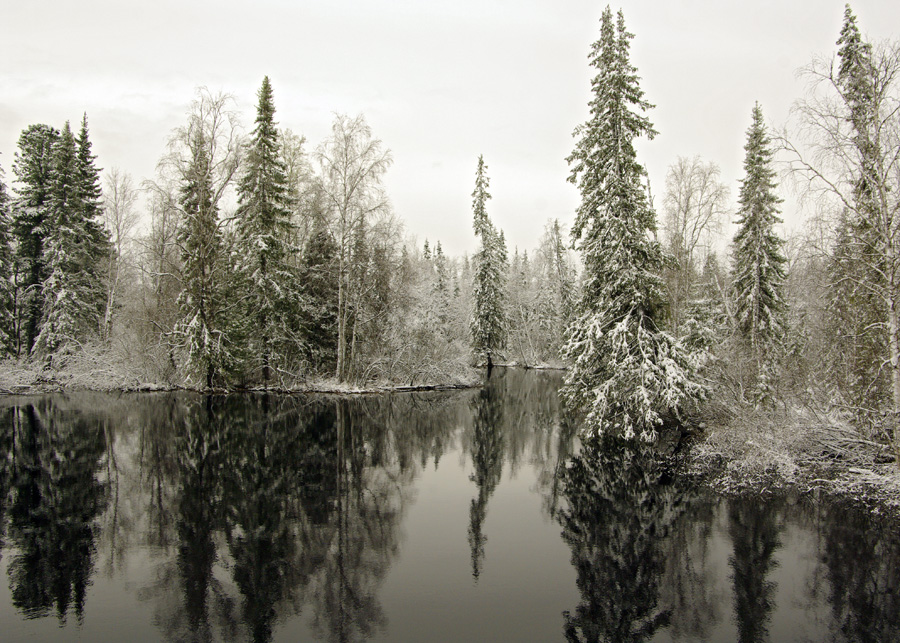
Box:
(0, 356, 481, 396)
(680, 397, 900, 516)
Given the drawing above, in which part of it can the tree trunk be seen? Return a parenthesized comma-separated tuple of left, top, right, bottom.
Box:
(336, 274, 345, 381)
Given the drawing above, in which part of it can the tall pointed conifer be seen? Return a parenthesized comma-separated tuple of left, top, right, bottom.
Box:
(12, 124, 59, 352)
(235, 76, 297, 383)
(34, 116, 110, 356)
(35, 123, 93, 354)
(177, 136, 226, 388)
(730, 103, 787, 363)
(470, 155, 507, 369)
(563, 7, 701, 440)
(0, 162, 14, 354)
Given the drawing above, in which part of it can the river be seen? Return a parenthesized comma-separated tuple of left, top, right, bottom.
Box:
(0, 368, 897, 642)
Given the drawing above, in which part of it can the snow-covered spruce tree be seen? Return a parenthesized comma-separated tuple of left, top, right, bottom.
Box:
(234, 76, 299, 384)
(781, 5, 900, 461)
(0, 162, 14, 355)
(35, 120, 110, 357)
(730, 103, 787, 377)
(470, 155, 508, 370)
(178, 137, 227, 389)
(563, 7, 702, 441)
(543, 218, 576, 337)
(74, 115, 112, 326)
(12, 124, 59, 354)
(163, 89, 241, 389)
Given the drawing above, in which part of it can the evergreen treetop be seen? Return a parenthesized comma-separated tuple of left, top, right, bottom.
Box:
(566, 6, 663, 313)
(472, 155, 492, 239)
(237, 76, 292, 238)
(75, 114, 103, 220)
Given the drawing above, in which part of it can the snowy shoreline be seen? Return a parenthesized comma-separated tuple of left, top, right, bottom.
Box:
(679, 435, 900, 517)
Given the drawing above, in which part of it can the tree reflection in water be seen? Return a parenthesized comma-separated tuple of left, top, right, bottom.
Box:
(4, 400, 107, 624)
(727, 496, 783, 643)
(131, 393, 435, 643)
(555, 437, 688, 643)
(0, 407, 12, 562)
(467, 384, 504, 581)
(3, 375, 900, 642)
(819, 500, 900, 643)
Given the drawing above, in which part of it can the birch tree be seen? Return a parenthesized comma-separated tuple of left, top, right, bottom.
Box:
(101, 168, 138, 342)
(662, 156, 729, 335)
(316, 114, 392, 382)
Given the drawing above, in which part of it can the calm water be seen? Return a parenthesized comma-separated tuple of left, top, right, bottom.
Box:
(0, 369, 898, 642)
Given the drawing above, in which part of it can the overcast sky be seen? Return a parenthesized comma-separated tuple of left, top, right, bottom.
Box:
(2, 0, 899, 257)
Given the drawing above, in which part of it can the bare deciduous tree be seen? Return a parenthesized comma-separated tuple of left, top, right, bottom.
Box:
(662, 156, 729, 334)
(102, 167, 139, 341)
(316, 114, 392, 382)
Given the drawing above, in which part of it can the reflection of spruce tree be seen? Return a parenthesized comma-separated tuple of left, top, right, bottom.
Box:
(6, 401, 107, 623)
(820, 502, 900, 643)
(142, 395, 180, 550)
(173, 396, 223, 640)
(557, 439, 685, 642)
(467, 382, 505, 581)
(0, 407, 14, 558)
(727, 497, 783, 643)
(296, 400, 339, 526)
(221, 395, 304, 643)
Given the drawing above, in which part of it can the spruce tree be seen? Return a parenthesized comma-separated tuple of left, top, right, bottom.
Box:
(298, 223, 339, 372)
(563, 7, 701, 440)
(33, 117, 110, 357)
(12, 124, 59, 353)
(177, 137, 226, 388)
(470, 155, 507, 370)
(35, 123, 94, 354)
(730, 103, 787, 369)
(234, 76, 297, 383)
(0, 162, 14, 355)
(74, 114, 111, 300)
(430, 241, 451, 329)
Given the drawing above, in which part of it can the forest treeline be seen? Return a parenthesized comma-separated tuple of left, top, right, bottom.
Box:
(1, 5, 899, 462)
(0, 79, 575, 390)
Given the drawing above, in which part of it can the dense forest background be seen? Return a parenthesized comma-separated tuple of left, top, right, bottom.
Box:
(1, 5, 899, 463)
(0, 79, 577, 390)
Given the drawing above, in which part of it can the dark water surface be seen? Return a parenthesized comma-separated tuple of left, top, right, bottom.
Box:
(0, 369, 898, 642)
